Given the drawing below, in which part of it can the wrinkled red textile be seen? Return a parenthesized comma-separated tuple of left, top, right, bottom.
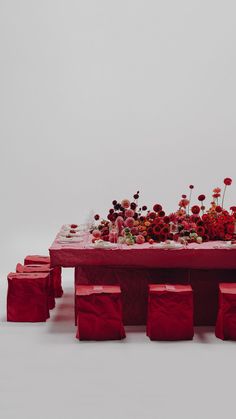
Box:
(75, 266, 236, 326)
(74, 266, 189, 325)
(215, 283, 236, 340)
(24, 255, 63, 298)
(76, 285, 126, 341)
(16, 263, 55, 310)
(24, 255, 50, 265)
(146, 284, 194, 340)
(7, 272, 50, 322)
(50, 238, 236, 269)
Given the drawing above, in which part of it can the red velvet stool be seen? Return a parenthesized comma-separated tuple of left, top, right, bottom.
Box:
(24, 255, 63, 298)
(7, 272, 50, 322)
(147, 284, 194, 341)
(76, 285, 126, 341)
(215, 283, 236, 340)
(16, 263, 55, 310)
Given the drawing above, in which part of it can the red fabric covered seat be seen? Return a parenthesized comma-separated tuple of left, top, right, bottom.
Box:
(7, 272, 50, 322)
(16, 263, 55, 310)
(76, 285, 126, 341)
(24, 255, 63, 298)
(215, 283, 236, 340)
(147, 284, 194, 341)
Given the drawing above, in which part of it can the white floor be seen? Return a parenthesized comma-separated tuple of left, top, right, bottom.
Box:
(1, 269, 236, 419)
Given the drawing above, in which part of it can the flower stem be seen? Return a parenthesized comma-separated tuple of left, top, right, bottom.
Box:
(222, 185, 227, 209)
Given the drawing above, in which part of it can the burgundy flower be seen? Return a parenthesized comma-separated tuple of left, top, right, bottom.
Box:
(189, 185, 194, 189)
(224, 178, 232, 186)
(191, 205, 200, 215)
(182, 194, 187, 198)
(94, 214, 100, 221)
(230, 206, 236, 212)
(197, 226, 205, 237)
(158, 210, 165, 217)
(198, 194, 206, 202)
(215, 206, 222, 213)
(153, 204, 162, 213)
(163, 216, 170, 224)
(142, 206, 147, 211)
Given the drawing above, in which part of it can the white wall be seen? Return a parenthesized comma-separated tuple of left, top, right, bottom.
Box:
(1, 0, 236, 273)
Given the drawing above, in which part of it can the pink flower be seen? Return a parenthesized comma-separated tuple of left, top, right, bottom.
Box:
(125, 217, 135, 228)
(125, 209, 134, 218)
(92, 229, 101, 239)
(121, 199, 130, 209)
(136, 235, 145, 244)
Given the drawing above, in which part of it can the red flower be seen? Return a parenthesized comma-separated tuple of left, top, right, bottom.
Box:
(213, 193, 220, 198)
(163, 216, 170, 224)
(158, 210, 165, 217)
(197, 226, 205, 237)
(94, 214, 100, 221)
(153, 204, 162, 212)
(230, 206, 236, 212)
(227, 224, 235, 234)
(215, 206, 222, 213)
(191, 205, 200, 215)
(182, 194, 187, 198)
(224, 178, 232, 186)
(198, 194, 206, 202)
(189, 185, 194, 189)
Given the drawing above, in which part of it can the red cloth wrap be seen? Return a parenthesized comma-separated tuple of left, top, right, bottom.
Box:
(146, 284, 194, 340)
(74, 266, 236, 326)
(24, 255, 63, 298)
(16, 264, 55, 310)
(215, 283, 236, 340)
(7, 272, 50, 322)
(76, 285, 126, 341)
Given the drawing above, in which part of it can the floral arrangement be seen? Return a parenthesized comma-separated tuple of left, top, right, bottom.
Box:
(91, 178, 236, 246)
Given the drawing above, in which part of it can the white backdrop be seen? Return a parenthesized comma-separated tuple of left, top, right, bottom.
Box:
(1, 3, 236, 419)
(1, 1, 236, 274)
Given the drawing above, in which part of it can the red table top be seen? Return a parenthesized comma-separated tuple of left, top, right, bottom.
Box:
(49, 227, 236, 269)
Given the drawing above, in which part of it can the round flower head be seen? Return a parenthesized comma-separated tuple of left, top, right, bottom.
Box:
(136, 235, 145, 244)
(191, 205, 200, 215)
(125, 217, 135, 228)
(125, 209, 134, 218)
(230, 206, 236, 212)
(213, 187, 221, 193)
(189, 185, 194, 189)
(121, 199, 130, 209)
(224, 178, 232, 186)
(198, 194, 206, 202)
(215, 206, 222, 213)
(153, 204, 162, 212)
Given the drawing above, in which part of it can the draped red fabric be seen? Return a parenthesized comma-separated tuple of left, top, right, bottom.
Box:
(7, 272, 50, 322)
(215, 283, 236, 340)
(76, 285, 126, 341)
(74, 266, 236, 326)
(24, 255, 50, 265)
(146, 284, 194, 340)
(24, 255, 63, 298)
(16, 264, 55, 310)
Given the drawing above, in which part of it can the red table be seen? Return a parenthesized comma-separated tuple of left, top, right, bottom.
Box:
(49, 230, 236, 326)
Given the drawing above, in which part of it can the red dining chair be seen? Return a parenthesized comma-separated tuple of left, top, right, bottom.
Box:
(215, 283, 236, 340)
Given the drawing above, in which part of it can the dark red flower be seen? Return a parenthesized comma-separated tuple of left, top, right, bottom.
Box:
(94, 214, 100, 221)
(191, 205, 200, 215)
(215, 206, 222, 213)
(163, 216, 170, 224)
(224, 178, 232, 186)
(189, 185, 194, 189)
(198, 194, 206, 202)
(153, 204, 162, 213)
(112, 200, 117, 206)
(130, 202, 137, 210)
(148, 212, 156, 219)
(142, 206, 147, 211)
(227, 224, 235, 234)
(182, 194, 187, 198)
(230, 206, 236, 212)
(213, 193, 220, 198)
(159, 210, 165, 217)
(197, 226, 205, 236)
